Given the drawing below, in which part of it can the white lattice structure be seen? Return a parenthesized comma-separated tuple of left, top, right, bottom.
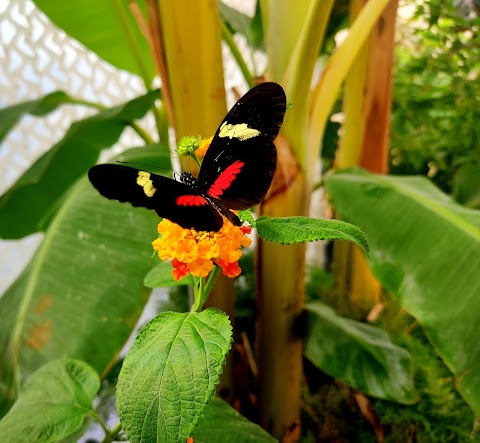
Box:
(0, 0, 259, 293)
(0, 0, 157, 293)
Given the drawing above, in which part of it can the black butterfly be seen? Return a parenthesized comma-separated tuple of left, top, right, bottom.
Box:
(88, 82, 286, 232)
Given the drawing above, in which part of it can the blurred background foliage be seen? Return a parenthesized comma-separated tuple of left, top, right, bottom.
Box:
(392, 0, 480, 206)
(321, 0, 480, 210)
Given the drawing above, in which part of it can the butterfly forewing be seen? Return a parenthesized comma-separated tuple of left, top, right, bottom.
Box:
(88, 82, 286, 232)
(88, 164, 223, 231)
(213, 82, 286, 141)
(197, 82, 286, 210)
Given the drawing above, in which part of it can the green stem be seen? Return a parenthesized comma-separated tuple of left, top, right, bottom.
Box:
(156, 100, 170, 145)
(71, 97, 155, 145)
(100, 422, 123, 443)
(130, 121, 155, 144)
(90, 411, 110, 436)
(70, 97, 106, 111)
(311, 178, 324, 192)
(191, 277, 204, 312)
(151, 103, 166, 144)
(190, 266, 220, 312)
(190, 150, 202, 169)
(220, 19, 254, 89)
(203, 267, 221, 301)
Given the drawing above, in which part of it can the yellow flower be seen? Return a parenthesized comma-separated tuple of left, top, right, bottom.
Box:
(152, 218, 252, 281)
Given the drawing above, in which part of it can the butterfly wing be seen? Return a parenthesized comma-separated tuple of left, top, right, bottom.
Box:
(88, 164, 223, 231)
(197, 82, 286, 210)
(88, 83, 286, 231)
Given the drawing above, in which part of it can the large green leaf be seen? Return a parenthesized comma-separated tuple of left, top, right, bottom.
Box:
(304, 302, 415, 404)
(0, 90, 158, 239)
(0, 359, 99, 443)
(0, 264, 32, 415)
(33, 0, 156, 82)
(0, 91, 82, 143)
(116, 309, 232, 443)
(256, 215, 369, 254)
(0, 149, 171, 413)
(326, 168, 480, 414)
(193, 397, 277, 442)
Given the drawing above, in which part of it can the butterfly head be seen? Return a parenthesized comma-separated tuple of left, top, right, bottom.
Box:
(180, 172, 196, 187)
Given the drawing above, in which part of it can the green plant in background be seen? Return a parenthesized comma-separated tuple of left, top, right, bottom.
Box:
(325, 169, 479, 440)
(391, 0, 480, 208)
(0, 0, 479, 442)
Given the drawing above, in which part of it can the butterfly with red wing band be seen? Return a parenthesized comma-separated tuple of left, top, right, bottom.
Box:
(88, 82, 287, 232)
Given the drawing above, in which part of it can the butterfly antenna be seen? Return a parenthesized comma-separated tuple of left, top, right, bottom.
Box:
(116, 160, 162, 169)
(116, 161, 181, 178)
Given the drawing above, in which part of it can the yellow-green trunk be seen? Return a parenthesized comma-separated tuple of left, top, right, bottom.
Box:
(334, 0, 399, 312)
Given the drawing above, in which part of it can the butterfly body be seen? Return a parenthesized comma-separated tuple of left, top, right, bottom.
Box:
(88, 82, 286, 232)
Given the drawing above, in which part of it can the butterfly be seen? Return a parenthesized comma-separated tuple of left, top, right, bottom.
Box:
(88, 82, 286, 232)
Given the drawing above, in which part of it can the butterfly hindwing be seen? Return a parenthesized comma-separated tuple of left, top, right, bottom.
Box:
(88, 164, 223, 231)
(197, 82, 286, 210)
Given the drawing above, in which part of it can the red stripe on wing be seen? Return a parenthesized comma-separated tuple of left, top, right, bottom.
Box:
(176, 195, 208, 206)
(207, 160, 245, 198)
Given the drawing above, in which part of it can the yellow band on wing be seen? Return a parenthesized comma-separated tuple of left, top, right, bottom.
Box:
(136, 171, 157, 197)
(218, 122, 261, 141)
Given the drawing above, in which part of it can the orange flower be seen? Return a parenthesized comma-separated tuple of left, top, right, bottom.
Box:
(195, 136, 213, 159)
(152, 217, 252, 281)
(214, 258, 242, 278)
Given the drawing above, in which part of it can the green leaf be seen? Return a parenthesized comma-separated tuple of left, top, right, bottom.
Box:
(116, 309, 233, 443)
(238, 209, 256, 227)
(0, 90, 159, 239)
(219, 1, 264, 50)
(0, 264, 32, 416)
(0, 91, 81, 143)
(193, 397, 277, 442)
(33, 0, 156, 82)
(144, 261, 194, 288)
(326, 168, 480, 414)
(256, 216, 369, 254)
(250, 1, 265, 50)
(0, 149, 170, 408)
(219, 3, 251, 41)
(0, 359, 99, 443)
(304, 302, 416, 404)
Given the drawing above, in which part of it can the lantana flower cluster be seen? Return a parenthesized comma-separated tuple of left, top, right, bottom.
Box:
(152, 217, 252, 281)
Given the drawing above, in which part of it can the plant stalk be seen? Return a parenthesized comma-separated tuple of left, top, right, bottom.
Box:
(220, 19, 254, 89)
(256, 135, 308, 440)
